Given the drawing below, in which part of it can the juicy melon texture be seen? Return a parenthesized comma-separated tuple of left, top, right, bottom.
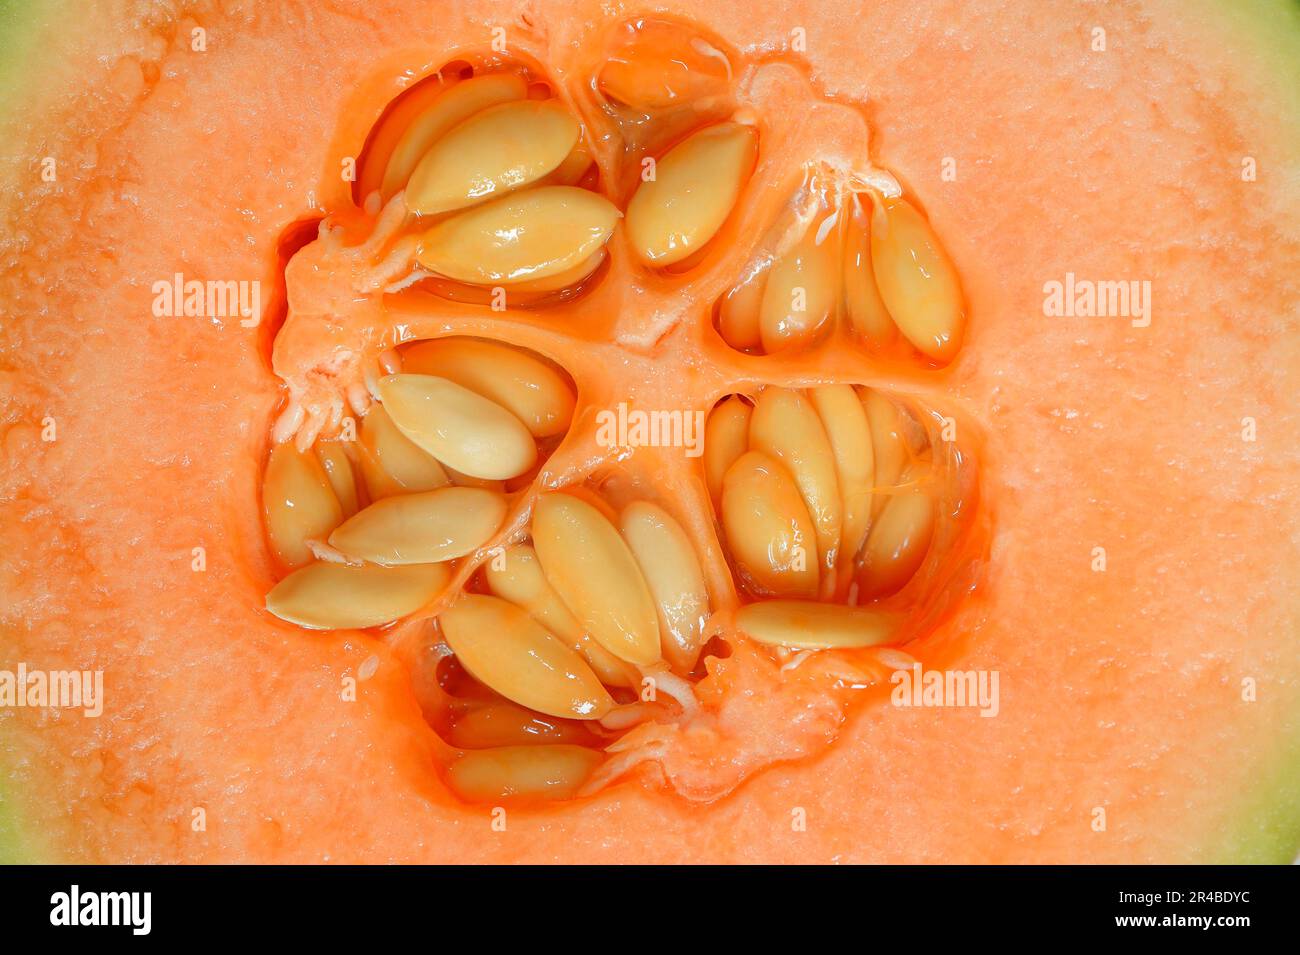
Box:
(1, 0, 1298, 863)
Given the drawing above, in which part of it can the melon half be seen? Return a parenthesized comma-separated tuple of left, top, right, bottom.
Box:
(1, 0, 1298, 863)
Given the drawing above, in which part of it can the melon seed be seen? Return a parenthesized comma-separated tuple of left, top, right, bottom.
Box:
(358, 403, 450, 499)
(619, 501, 710, 673)
(438, 594, 614, 720)
(749, 387, 843, 576)
(400, 338, 576, 438)
(808, 385, 875, 580)
(625, 121, 758, 266)
(328, 486, 506, 565)
(716, 267, 767, 350)
(758, 219, 839, 353)
(862, 389, 910, 520)
(485, 544, 641, 688)
(263, 442, 344, 570)
(703, 395, 752, 505)
(736, 600, 898, 649)
(265, 561, 450, 630)
(842, 195, 897, 345)
(382, 72, 528, 201)
(405, 99, 580, 216)
(377, 373, 537, 481)
(531, 494, 662, 666)
(597, 19, 731, 111)
(858, 469, 935, 599)
(447, 700, 596, 749)
(720, 451, 819, 598)
(445, 744, 604, 802)
(870, 196, 965, 363)
(315, 442, 360, 518)
(415, 186, 620, 285)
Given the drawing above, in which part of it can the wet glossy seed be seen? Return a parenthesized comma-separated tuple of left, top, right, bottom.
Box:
(485, 545, 641, 688)
(842, 195, 897, 345)
(862, 390, 909, 520)
(400, 338, 575, 438)
(871, 196, 965, 363)
(717, 268, 766, 350)
(703, 395, 752, 505)
(597, 19, 731, 111)
(749, 387, 843, 574)
(447, 700, 596, 748)
(358, 403, 450, 499)
(378, 373, 537, 481)
(445, 743, 603, 802)
(415, 186, 620, 285)
(737, 600, 898, 649)
(858, 471, 935, 599)
(721, 451, 819, 597)
(439, 594, 614, 719)
(808, 385, 875, 574)
(382, 72, 528, 201)
(625, 121, 757, 266)
(544, 136, 595, 187)
(266, 561, 450, 630)
(315, 442, 360, 517)
(405, 99, 580, 215)
(758, 221, 838, 353)
(620, 501, 710, 673)
(328, 486, 506, 565)
(532, 494, 662, 666)
(263, 442, 344, 570)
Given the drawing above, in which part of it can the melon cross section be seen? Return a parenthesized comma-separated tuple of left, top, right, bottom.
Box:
(262, 16, 986, 803)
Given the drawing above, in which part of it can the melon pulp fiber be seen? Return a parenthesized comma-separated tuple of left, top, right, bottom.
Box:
(1, 0, 1300, 862)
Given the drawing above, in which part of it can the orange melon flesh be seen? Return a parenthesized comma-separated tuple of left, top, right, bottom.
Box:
(1, 0, 1298, 863)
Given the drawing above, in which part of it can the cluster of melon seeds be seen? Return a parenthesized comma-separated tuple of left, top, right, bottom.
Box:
(260, 17, 983, 803)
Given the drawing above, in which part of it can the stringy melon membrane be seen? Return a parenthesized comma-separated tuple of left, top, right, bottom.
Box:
(260, 15, 982, 802)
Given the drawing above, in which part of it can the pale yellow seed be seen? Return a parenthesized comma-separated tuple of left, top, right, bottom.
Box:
(619, 501, 710, 673)
(485, 545, 641, 688)
(415, 186, 620, 285)
(842, 195, 897, 345)
(749, 387, 842, 575)
(358, 403, 450, 499)
(315, 442, 359, 517)
(625, 121, 758, 266)
(266, 561, 450, 630)
(405, 99, 580, 216)
(758, 223, 838, 353)
(378, 373, 537, 481)
(401, 338, 575, 438)
(808, 385, 875, 576)
(543, 136, 595, 186)
(858, 472, 935, 600)
(716, 268, 766, 350)
(736, 600, 898, 649)
(328, 486, 506, 565)
(445, 744, 603, 802)
(442, 465, 505, 492)
(703, 395, 752, 505)
(721, 451, 819, 598)
(447, 701, 595, 749)
(871, 196, 965, 363)
(439, 594, 614, 720)
(862, 389, 909, 520)
(263, 442, 344, 570)
(505, 248, 605, 293)
(382, 72, 528, 201)
(532, 494, 662, 666)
